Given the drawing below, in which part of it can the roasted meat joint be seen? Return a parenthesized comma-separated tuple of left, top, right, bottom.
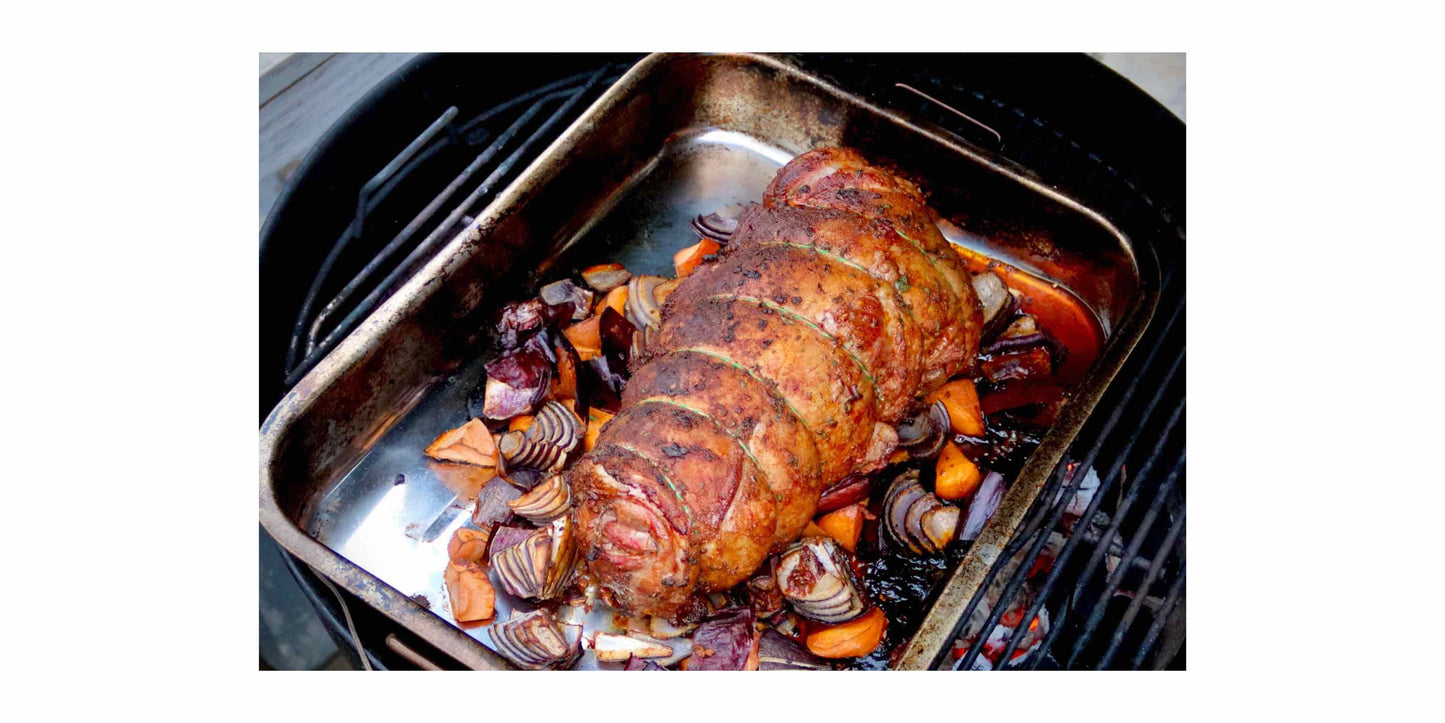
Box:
(417, 147, 1096, 669)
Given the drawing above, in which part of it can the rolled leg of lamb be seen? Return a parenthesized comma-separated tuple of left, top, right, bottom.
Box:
(569, 147, 983, 619)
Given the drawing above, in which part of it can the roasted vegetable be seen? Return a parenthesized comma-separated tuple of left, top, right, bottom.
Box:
(775, 537, 867, 624)
(581, 263, 631, 292)
(539, 279, 594, 322)
(686, 608, 757, 671)
(934, 441, 983, 502)
(424, 418, 497, 467)
(447, 526, 492, 565)
(483, 349, 552, 420)
(805, 607, 886, 659)
(444, 560, 496, 623)
(673, 237, 721, 278)
(489, 609, 582, 670)
(883, 469, 960, 554)
(815, 503, 865, 552)
(816, 474, 875, 513)
(472, 476, 523, 527)
(758, 628, 829, 670)
(507, 474, 571, 525)
(959, 470, 1006, 542)
(492, 518, 577, 600)
(930, 379, 986, 437)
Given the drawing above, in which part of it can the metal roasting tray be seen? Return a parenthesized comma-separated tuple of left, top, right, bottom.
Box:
(259, 53, 1159, 670)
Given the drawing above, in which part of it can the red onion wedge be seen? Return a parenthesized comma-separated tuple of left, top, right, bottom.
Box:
(958, 471, 1005, 542)
(686, 608, 756, 670)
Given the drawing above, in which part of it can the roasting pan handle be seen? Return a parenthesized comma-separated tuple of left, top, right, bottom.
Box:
(385, 634, 445, 671)
(891, 83, 1003, 149)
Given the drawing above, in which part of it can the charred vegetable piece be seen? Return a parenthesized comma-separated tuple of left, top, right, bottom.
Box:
(539, 279, 594, 322)
(447, 526, 493, 565)
(980, 382, 1066, 416)
(959, 470, 1006, 542)
(805, 607, 886, 659)
(816, 474, 875, 513)
(758, 628, 830, 670)
(971, 271, 1018, 342)
(444, 560, 496, 623)
(483, 349, 553, 420)
(686, 607, 757, 671)
(472, 476, 523, 527)
(507, 474, 571, 525)
(424, 418, 498, 467)
(982, 346, 1054, 383)
(930, 379, 986, 437)
(673, 237, 721, 278)
(815, 503, 865, 552)
(581, 263, 631, 293)
(934, 441, 983, 502)
(489, 609, 582, 670)
(551, 336, 581, 404)
(597, 306, 637, 370)
(775, 537, 867, 624)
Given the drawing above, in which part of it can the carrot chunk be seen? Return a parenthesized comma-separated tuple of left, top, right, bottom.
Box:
(815, 503, 865, 552)
(597, 285, 628, 316)
(508, 415, 534, 433)
(672, 238, 721, 278)
(584, 407, 614, 452)
(929, 379, 986, 437)
(934, 441, 983, 502)
(806, 607, 887, 659)
(563, 316, 602, 360)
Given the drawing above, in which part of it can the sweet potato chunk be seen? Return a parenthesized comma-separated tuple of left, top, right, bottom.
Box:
(815, 503, 865, 552)
(930, 379, 986, 437)
(806, 607, 886, 659)
(424, 418, 498, 467)
(673, 238, 721, 278)
(444, 560, 496, 623)
(935, 441, 982, 502)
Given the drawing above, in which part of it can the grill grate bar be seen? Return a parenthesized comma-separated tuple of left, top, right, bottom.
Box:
(285, 107, 460, 374)
(283, 66, 615, 386)
(946, 281, 1184, 671)
(300, 85, 583, 362)
(996, 340, 1186, 667)
(1065, 447, 1186, 667)
(1097, 500, 1186, 669)
(1130, 553, 1187, 668)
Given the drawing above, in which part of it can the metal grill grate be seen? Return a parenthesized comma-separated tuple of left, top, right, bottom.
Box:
(282, 65, 625, 385)
(898, 80, 1186, 670)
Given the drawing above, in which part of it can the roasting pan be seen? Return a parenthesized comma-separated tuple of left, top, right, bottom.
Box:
(259, 52, 1159, 670)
